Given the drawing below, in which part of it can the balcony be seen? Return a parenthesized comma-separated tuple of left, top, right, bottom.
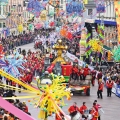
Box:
(85, 0, 96, 8)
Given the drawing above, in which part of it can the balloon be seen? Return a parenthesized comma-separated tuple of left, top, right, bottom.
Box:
(28, 24, 34, 30)
(56, 27, 60, 32)
(40, 10, 47, 21)
(49, 22, 55, 27)
(80, 40, 86, 46)
(35, 23, 43, 29)
(66, 31, 73, 40)
(17, 24, 23, 32)
(60, 28, 67, 37)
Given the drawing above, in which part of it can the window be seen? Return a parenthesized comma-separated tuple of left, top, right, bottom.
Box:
(61, 0, 63, 4)
(0, 23, 2, 28)
(88, 9, 93, 15)
(0, 6, 1, 15)
(9, 6, 10, 11)
(3, 23, 6, 28)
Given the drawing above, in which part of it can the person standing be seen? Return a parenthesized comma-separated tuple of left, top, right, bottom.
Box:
(90, 103, 98, 120)
(79, 102, 88, 120)
(106, 78, 114, 97)
(94, 100, 103, 120)
(97, 79, 104, 99)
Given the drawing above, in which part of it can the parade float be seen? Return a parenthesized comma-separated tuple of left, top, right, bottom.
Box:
(45, 39, 92, 96)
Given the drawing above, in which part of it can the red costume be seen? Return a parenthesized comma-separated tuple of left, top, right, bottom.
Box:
(106, 80, 113, 88)
(90, 108, 98, 120)
(68, 105, 79, 114)
(79, 105, 87, 114)
(98, 82, 104, 91)
(83, 67, 90, 77)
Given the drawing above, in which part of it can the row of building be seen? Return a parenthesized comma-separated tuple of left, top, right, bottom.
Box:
(0, 0, 118, 48)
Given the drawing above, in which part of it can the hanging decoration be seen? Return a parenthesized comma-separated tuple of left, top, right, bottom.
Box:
(96, 1, 105, 13)
(27, 0, 48, 17)
(35, 23, 43, 29)
(114, 1, 120, 44)
(40, 10, 48, 21)
(66, 0, 84, 15)
(17, 24, 23, 33)
(49, 21, 55, 27)
(28, 24, 34, 31)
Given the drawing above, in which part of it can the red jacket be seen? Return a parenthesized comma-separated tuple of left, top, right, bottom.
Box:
(91, 108, 98, 120)
(98, 82, 104, 91)
(68, 105, 79, 114)
(79, 105, 87, 114)
(72, 67, 79, 73)
(97, 72, 102, 79)
(83, 67, 90, 76)
(106, 80, 113, 88)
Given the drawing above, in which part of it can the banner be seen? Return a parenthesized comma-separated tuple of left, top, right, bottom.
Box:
(66, 52, 94, 70)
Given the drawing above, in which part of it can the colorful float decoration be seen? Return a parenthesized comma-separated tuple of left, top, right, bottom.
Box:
(114, 1, 120, 44)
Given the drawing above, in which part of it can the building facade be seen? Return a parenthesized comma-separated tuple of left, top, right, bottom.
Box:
(0, 4, 7, 38)
(5, 0, 31, 36)
(95, 0, 117, 48)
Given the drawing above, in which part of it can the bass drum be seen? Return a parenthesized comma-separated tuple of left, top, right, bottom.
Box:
(71, 112, 81, 120)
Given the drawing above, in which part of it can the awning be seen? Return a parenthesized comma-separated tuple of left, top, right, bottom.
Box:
(103, 45, 112, 51)
(95, 20, 116, 26)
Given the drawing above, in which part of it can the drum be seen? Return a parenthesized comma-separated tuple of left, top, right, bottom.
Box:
(98, 108, 104, 116)
(88, 114, 93, 120)
(71, 112, 81, 120)
(64, 115, 71, 120)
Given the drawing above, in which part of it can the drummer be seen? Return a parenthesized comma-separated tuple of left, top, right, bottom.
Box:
(79, 102, 88, 120)
(68, 102, 79, 119)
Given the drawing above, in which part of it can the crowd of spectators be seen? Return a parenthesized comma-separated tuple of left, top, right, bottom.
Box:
(0, 32, 36, 51)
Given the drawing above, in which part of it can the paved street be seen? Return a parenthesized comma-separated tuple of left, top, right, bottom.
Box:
(17, 43, 120, 120)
